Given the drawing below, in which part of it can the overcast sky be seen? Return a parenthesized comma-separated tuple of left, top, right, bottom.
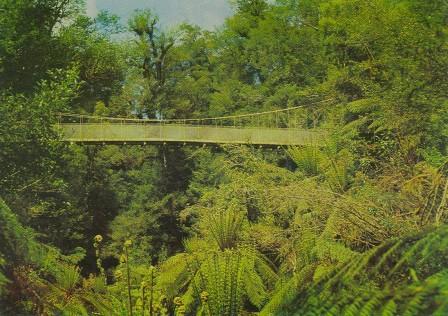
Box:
(86, 0, 233, 30)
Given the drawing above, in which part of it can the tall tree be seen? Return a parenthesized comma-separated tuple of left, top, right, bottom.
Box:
(129, 9, 179, 118)
(0, 0, 83, 92)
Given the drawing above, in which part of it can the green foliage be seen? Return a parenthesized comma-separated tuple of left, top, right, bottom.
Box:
(288, 146, 322, 176)
(155, 219, 277, 315)
(206, 209, 245, 251)
(263, 225, 448, 315)
(199, 251, 245, 315)
(419, 160, 448, 225)
(0, 68, 79, 196)
(0, 0, 83, 91)
(57, 15, 126, 109)
(0, 199, 40, 268)
(0, 199, 89, 315)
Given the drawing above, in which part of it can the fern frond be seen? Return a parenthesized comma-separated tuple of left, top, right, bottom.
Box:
(266, 225, 448, 315)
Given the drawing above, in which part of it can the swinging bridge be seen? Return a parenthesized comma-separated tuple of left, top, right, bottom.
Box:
(58, 100, 330, 146)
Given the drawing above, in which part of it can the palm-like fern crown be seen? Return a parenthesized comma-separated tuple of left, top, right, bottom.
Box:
(262, 224, 448, 316)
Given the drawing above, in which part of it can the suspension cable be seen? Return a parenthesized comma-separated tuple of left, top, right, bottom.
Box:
(57, 98, 334, 124)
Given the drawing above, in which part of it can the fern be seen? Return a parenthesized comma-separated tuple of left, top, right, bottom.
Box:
(262, 225, 448, 315)
(359, 292, 383, 316)
(381, 299, 397, 316)
(419, 160, 448, 225)
(156, 253, 196, 300)
(206, 208, 244, 250)
(288, 146, 322, 176)
(260, 265, 316, 316)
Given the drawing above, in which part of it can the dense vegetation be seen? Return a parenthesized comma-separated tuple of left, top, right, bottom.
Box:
(1, 0, 447, 315)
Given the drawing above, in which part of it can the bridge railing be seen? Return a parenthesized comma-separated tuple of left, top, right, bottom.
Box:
(57, 98, 333, 130)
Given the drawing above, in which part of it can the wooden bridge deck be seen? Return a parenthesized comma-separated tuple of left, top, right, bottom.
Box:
(59, 123, 326, 146)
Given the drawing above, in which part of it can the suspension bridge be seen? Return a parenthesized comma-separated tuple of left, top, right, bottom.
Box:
(58, 101, 330, 146)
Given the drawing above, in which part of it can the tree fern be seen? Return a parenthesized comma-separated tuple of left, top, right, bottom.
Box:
(359, 292, 384, 316)
(156, 253, 197, 300)
(206, 208, 244, 250)
(262, 225, 448, 315)
(381, 299, 397, 316)
(288, 146, 322, 176)
(260, 264, 316, 316)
